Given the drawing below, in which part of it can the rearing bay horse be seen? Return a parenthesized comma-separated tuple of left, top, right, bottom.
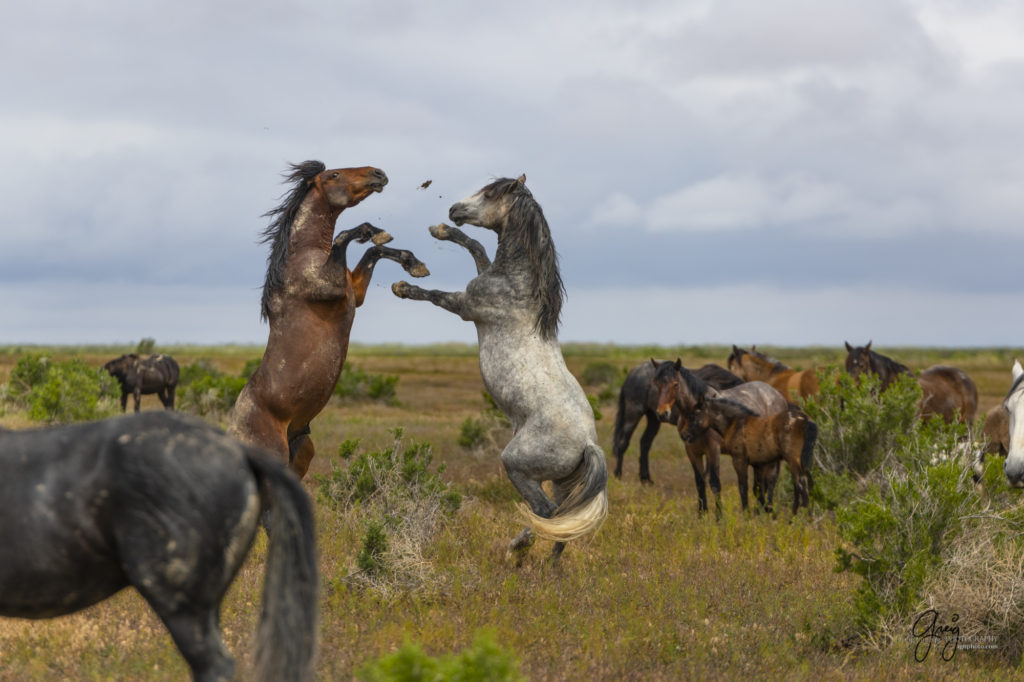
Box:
(393, 175, 608, 560)
(229, 161, 428, 479)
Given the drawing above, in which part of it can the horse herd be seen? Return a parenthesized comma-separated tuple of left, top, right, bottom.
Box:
(1, 163, 1022, 681)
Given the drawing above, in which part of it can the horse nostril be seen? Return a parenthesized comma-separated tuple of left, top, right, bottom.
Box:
(373, 169, 388, 185)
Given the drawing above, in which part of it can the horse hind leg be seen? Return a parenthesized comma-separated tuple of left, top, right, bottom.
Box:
(288, 427, 315, 480)
(159, 610, 236, 682)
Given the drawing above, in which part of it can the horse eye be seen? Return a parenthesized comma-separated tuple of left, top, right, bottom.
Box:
(330, 172, 339, 179)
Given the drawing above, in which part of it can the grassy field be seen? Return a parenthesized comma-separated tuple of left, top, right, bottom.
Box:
(0, 343, 1022, 680)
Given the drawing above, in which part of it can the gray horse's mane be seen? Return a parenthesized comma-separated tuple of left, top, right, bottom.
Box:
(488, 177, 566, 340)
(259, 160, 326, 320)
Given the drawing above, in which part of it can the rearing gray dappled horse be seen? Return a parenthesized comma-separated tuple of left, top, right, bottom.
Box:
(393, 175, 608, 560)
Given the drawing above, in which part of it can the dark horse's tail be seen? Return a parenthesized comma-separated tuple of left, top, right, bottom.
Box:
(801, 418, 817, 492)
(246, 451, 318, 682)
(521, 442, 609, 542)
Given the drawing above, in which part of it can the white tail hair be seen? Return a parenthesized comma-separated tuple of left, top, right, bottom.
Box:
(517, 489, 608, 543)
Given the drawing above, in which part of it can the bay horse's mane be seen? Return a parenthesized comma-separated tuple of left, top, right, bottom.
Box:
(259, 160, 327, 320)
(489, 177, 566, 340)
(868, 347, 912, 377)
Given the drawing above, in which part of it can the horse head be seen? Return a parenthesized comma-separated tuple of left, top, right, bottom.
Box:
(449, 175, 528, 232)
(844, 340, 873, 380)
(309, 165, 388, 214)
(1003, 360, 1024, 487)
(650, 358, 705, 422)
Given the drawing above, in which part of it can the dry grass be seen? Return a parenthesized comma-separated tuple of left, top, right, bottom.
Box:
(1, 344, 1023, 680)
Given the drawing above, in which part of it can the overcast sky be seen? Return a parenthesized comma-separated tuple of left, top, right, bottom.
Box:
(3, 0, 1023, 348)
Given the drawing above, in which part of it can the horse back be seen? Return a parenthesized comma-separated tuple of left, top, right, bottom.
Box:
(720, 381, 788, 417)
(918, 365, 978, 423)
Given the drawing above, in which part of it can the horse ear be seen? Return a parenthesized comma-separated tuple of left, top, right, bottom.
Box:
(844, 341, 852, 352)
(650, 358, 658, 369)
(674, 358, 682, 371)
(866, 340, 872, 350)
(516, 174, 526, 185)
(1013, 360, 1023, 381)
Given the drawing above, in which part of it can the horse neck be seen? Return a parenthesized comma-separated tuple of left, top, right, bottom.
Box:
(289, 194, 338, 253)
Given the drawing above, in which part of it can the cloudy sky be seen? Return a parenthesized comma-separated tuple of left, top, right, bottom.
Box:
(3, 0, 1023, 348)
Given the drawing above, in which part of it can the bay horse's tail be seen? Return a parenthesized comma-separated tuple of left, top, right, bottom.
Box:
(520, 442, 609, 542)
(247, 451, 319, 682)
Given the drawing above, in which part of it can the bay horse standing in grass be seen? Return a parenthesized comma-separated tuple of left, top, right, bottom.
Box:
(844, 341, 978, 423)
(0, 411, 317, 682)
(727, 345, 819, 399)
(1001, 360, 1024, 487)
(103, 353, 180, 412)
(679, 395, 816, 514)
(650, 359, 791, 514)
(393, 175, 607, 560)
(612, 360, 742, 484)
(229, 161, 429, 479)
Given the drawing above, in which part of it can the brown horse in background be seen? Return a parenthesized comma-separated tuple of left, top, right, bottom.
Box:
(103, 353, 179, 413)
(681, 397, 816, 514)
(843, 341, 978, 423)
(229, 161, 429, 479)
(650, 359, 790, 515)
(727, 345, 819, 399)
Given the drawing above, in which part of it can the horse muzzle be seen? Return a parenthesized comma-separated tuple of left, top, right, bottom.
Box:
(1005, 459, 1024, 488)
(367, 168, 388, 192)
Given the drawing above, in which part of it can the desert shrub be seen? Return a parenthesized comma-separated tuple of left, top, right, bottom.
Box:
(176, 360, 246, 416)
(135, 337, 156, 354)
(334, 362, 400, 405)
(357, 630, 523, 682)
(802, 367, 922, 476)
(314, 429, 461, 595)
(2, 355, 118, 423)
(458, 416, 489, 450)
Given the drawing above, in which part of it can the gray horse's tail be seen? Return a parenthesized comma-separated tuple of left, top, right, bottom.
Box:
(247, 451, 319, 682)
(519, 442, 609, 542)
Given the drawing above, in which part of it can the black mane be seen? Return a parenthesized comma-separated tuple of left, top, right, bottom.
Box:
(489, 178, 566, 340)
(259, 160, 326, 320)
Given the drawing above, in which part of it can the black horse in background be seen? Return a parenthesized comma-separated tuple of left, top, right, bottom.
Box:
(612, 361, 743, 484)
(103, 353, 180, 412)
(0, 411, 318, 682)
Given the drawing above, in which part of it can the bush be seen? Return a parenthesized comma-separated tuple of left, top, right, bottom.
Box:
(176, 359, 247, 417)
(135, 337, 156, 354)
(357, 631, 523, 682)
(2, 355, 117, 424)
(334, 362, 400, 405)
(314, 429, 461, 594)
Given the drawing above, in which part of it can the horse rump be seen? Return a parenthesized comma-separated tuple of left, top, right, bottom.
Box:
(518, 443, 609, 542)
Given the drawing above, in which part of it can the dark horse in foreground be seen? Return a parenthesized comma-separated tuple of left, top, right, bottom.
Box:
(612, 360, 742, 484)
(844, 341, 978, 423)
(229, 161, 428, 479)
(0, 411, 318, 682)
(103, 352, 180, 412)
(393, 175, 607, 561)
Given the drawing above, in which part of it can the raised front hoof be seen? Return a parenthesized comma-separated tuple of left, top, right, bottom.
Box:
(372, 230, 394, 245)
(392, 281, 411, 298)
(429, 223, 452, 240)
(407, 261, 430, 278)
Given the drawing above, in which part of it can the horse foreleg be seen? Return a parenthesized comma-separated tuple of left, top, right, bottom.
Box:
(686, 451, 708, 515)
(732, 455, 750, 511)
(392, 282, 470, 319)
(350, 246, 430, 306)
(133, 386, 142, 413)
(637, 415, 661, 484)
(334, 221, 393, 251)
(429, 223, 492, 274)
(120, 390, 129, 413)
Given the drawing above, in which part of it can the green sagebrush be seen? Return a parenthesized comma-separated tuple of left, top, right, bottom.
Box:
(357, 630, 523, 682)
(1, 354, 118, 423)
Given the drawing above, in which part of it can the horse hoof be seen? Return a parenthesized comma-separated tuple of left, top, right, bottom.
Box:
(391, 281, 410, 297)
(429, 223, 450, 240)
(372, 230, 393, 246)
(409, 263, 430, 278)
